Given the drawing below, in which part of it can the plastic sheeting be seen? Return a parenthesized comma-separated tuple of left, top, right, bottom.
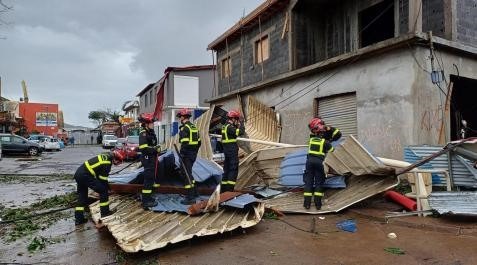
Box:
(150, 193, 210, 213)
(109, 150, 223, 186)
(278, 148, 346, 188)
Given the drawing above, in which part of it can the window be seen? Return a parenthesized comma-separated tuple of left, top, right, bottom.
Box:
(149, 90, 153, 106)
(255, 35, 270, 64)
(359, 0, 395, 48)
(144, 94, 148, 107)
(12, 136, 24, 143)
(221, 57, 231, 79)
(1, 136, 11, 143)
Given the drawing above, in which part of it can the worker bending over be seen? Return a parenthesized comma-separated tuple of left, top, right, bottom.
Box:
(74, 149, 125, 225)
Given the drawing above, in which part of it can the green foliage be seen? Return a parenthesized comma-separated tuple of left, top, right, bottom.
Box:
(27, 236, 47, 252)
(88, 109, 121, 126)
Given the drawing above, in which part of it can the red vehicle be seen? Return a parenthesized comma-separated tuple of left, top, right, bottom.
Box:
(123, 135, 140, 160)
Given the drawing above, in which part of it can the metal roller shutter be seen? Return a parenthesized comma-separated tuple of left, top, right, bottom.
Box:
(316, 92, 357, 137)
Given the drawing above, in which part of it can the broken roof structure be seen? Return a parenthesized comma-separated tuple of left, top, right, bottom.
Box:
(90, 195, 264, 253)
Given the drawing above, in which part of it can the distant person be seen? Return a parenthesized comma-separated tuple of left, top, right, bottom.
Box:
(74, 149, 125, 225)
(70, 136, 75, 146)
(97, 134, 102, 145)
(90, 135, 94, 145)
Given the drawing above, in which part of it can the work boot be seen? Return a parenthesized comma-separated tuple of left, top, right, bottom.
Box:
(314, 196, 322, 210)
(181, 189, 197, 205)
(303, 197, 311, 209)
(75, 211, 87, 226)
(100, 208, 116, 218)
(142, 196, 158, 209)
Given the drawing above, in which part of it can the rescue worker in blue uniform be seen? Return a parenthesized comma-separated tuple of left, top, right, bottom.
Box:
(74, 149, 125, 225)
(138, 113, 159, 208)
(303, 118, 335, 210)
(220, 110, 245, 192)
(177, 108, 201, 205)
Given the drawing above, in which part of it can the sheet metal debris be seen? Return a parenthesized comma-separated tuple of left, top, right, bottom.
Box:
(265, 174, 398, 214)
(324, 135, 395, 176)
(150, 194, 209, 213)
(428, 191, 477, 216)
(404, 145, 477, 188)
(90, 195, 265, 252)
(221, 194, 261, 209)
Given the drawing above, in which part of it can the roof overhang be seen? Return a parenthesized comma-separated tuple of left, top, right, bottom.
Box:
(136, 83, 155, 97)
(207, 0, 290, 51)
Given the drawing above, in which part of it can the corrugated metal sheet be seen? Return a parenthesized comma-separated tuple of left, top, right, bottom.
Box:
(317, 93, 357, 137)
(404, 146, 477, 188)
(90, 195, 265, 252)
(265, 174, 398, 214)
(221, 194, 260, 208)
(235, 146, 305, 189)
(428, 192, 477, 215)
(239, 96, 281, 156)
(325, 135, 395, 176)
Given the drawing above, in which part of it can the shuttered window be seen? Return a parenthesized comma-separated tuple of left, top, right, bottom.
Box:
(314, 92, 357, 137)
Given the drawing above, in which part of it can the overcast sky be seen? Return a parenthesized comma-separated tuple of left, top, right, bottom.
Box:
(0, 0, 262, 126)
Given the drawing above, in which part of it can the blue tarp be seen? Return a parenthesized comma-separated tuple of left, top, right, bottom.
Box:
(278, 147, 346, 188)
(150, 193, 210, 213)
(109, 150, 223, 187)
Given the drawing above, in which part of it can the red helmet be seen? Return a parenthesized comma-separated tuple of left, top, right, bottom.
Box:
(308, 118, 324, 132)
(227, 110, 241, 119)
(112, 149, 126, 164)
(176, 108, 192, 118)
(138, 113, 155, 123)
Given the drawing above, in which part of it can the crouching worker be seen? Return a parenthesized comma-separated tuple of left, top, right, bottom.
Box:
(74, 149, 125, 225)
(303, 118, 334, 210)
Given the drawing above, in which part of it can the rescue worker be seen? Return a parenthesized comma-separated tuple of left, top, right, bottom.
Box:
(303, 118, 335, 210)
(177, 108, 201, 204)
(74, 149, 125, 225)
(138, 113, 160, 208)
(220, 110, 245, 192)
(315, 117, 342, 142)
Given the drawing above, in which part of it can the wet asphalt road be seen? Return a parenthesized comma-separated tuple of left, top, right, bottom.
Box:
(0, 145, 116, 175)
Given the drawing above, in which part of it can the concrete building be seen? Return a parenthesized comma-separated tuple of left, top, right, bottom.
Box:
(137, 65, 216, 143)
(19, 102, 59, 136)
(207, 0, 477, 159)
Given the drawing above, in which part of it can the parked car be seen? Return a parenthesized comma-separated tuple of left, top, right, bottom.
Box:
(39, 137, 61, 151)
(124, 135, 140, 160)
(114, 138, 127, 150)
(0, 133, 43, 156)
(102, 134, 118, 149)
(27, 134, 50, 144)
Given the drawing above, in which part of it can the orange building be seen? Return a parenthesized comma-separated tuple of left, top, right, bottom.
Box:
(19, 102, 59, 136)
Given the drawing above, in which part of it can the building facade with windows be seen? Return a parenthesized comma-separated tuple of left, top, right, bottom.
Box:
(207, 0, 477, 159)
(137, 65, 216, 144)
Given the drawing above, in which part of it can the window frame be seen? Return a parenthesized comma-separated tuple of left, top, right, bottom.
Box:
(254, 34, 270, 65)
(221, 56, 232, 79)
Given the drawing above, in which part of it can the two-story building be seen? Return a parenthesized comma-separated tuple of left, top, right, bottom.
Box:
(137, 65, 216, 143)
(207, 0, 477, 159)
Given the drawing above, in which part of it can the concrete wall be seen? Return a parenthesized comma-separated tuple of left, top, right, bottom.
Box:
(216, 9, 289, 94)
(167, 69, 215, 107)
(138, 85, 157, 114)
(456, 0, 477, 47)
(213, 45, 477, 159)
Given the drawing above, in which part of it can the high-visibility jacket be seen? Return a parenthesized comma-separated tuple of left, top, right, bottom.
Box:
(139, 127, 158, 155)
(179, 121, 201, 149)
(83, 154, 113, 181)
(221, 122, 244, 144)
(307, 135, 334, 159)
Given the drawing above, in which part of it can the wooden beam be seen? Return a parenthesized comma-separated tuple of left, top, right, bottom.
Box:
(408, 0, 422, 33)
